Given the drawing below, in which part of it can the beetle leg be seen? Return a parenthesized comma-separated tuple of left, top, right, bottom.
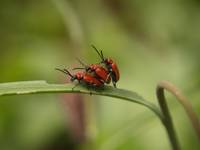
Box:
(106, 72, 111, 83)
(113, 81, 116, 88)
(86, 86, 92, 95)
(110, 72, 117, 88)
(72, 81, 80, 90)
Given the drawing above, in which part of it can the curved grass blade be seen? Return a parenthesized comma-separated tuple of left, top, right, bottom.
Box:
(0, 80, 163, 120)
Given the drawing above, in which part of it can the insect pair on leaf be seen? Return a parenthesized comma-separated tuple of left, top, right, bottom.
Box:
(56, 45, 120, 89)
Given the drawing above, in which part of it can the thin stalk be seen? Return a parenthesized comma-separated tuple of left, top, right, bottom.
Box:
(156, 84, 180, 150)
(156, 80, 200, 150)
(51, 0, 84, 46)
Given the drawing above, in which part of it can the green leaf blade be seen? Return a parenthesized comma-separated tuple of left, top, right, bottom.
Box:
(0, 80, 163, 120)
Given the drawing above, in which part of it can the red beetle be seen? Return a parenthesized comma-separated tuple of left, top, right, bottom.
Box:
(55, 68, 104, 89)
(91, 45, 120, 88)
(73, 59, 111, 84)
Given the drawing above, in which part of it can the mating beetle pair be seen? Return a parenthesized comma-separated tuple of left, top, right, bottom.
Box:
(56, 45, 120, 89)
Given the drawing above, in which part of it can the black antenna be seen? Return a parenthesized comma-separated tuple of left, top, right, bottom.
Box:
(55, 68, 73, 78)
(91, 44, 104, 61)
(100, 50, 104, 60)
(63, 69, 73, 77)
(72, 67, 85, 70)
(76, 58, 87, 67)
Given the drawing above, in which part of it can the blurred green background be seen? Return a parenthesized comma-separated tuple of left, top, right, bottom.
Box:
(0, 0, 200, 149)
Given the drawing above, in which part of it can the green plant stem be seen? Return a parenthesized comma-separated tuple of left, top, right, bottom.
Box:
(157, 80, 200, 150)
(156, 83, 180, 150)
(51, 0, 84, 46)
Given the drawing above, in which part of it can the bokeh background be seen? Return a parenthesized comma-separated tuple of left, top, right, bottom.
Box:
(0, 0, 200, 149)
